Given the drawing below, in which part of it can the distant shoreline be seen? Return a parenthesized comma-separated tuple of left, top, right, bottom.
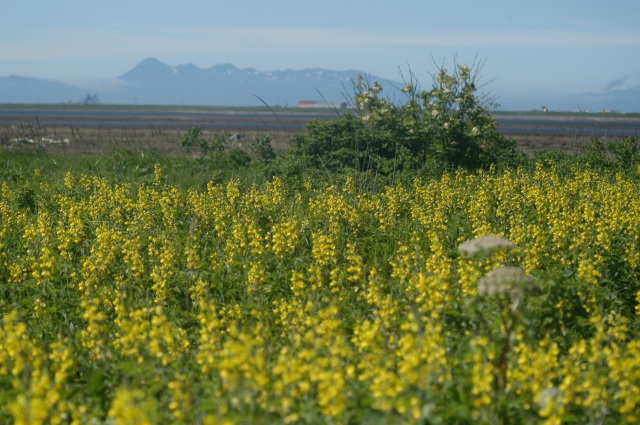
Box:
(1, 104, 637, 157)
(1, 105, 639, 137)
(1, 103, 639, 119)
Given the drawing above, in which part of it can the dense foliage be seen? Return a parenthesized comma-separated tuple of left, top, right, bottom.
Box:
(290, 63, 525, 174)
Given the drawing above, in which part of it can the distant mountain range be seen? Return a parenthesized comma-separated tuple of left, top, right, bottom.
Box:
(0, 57, 395, 107)
(0, 57, 638, 112)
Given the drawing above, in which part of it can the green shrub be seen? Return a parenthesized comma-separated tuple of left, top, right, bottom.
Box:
(291, 60, 521, 173)
(250, 134, 277, 163)
(608, 136, 640, 170)
(178, 127, 228, 156)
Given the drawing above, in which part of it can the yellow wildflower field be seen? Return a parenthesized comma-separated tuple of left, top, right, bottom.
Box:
(1, 164, 639, 424)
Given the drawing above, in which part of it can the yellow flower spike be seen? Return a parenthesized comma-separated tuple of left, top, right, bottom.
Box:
(49, 339, 74, 390)
(107, 387, 155, 425)
(168, 377, 193, 421)
(153, 163, 163, 184)
(80, 297, 110, 360)
(469, 336, 496, 413)
(346, 241, 365, 284)
(225, 179, 241, 204)
(8, 376, 59, 425)
(271, 217, 299, 257)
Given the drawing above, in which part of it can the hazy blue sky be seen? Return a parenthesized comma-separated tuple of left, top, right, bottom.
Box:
(2, 0, 639, 109)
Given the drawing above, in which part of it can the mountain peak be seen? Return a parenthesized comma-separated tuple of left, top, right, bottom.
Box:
(119, 57, 174, 81)
(140, 57, 165, 66)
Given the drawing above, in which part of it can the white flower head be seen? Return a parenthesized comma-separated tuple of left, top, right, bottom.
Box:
(536, 387, 563, 411)
(477, 266, 534, 297)
(458, 235, 514, 257)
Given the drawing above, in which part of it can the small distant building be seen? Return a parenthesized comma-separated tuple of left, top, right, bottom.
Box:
(297, 100, 348, 109)
(297, 100, 320, 108)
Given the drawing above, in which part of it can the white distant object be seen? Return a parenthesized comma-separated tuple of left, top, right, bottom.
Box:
(297, 100, 346, 109)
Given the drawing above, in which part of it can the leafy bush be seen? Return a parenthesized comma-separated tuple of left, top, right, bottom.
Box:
(545, 136, 640, 175)
(289, 112, 414, 174)
(250, 134, 277, 163)
(178, 127, 228, 156)
(607, 136, 640, 170)
(291, 60, 522, 173)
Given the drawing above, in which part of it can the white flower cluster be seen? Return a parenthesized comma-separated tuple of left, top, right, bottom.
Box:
(354, 80, 367, 89)
(535, 386, 564, 412)
(477, 266, 534, 297)
(458, 235, 514, 257)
